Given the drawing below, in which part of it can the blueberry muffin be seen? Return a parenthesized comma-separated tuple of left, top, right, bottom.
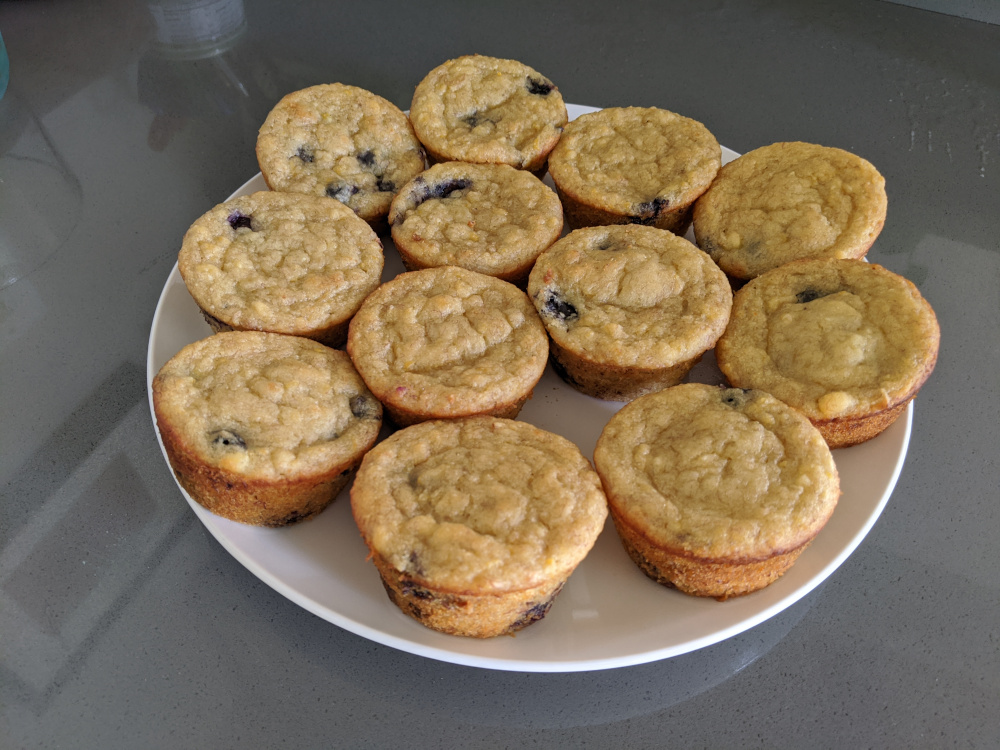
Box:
(594, 383, 840, 600)
(527, 224, 732, 401)
(389, 161, 563, 286)
(715, 258, 939, 448)
(178, 190, 384, 347)
(692, 141, 888, 281)
(153, 331, 382, 526)
(347, 266, 549, 426)
(256, 83, 426, 228)
(351, 416, 608, 637)
(408, 55, 568, 173)
(547, 106, 721, 234)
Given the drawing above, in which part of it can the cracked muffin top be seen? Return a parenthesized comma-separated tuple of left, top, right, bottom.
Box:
(388, 161, 563, 282)
(408, 55, 568, 172)
(346, 266, 548, 419)
(594, 383, 839, 561)
(693, 141, 888, 280)
(716, 258, 940, 421)
(256, 83, 426, 223)
(152, 331, 382, 481)
(178, 191, 383, 340)
(350, 416, 608, 592)
(527, 224, 732, 369)
(547, 106, 721, 223)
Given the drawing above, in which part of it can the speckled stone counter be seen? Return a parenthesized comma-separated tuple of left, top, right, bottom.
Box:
(2, 1, 997, 747)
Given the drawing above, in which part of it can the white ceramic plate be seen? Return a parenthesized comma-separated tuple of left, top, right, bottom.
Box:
(147, 104, 911, 672)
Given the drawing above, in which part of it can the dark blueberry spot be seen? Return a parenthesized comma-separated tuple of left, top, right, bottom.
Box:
(461, 112, 497, 129)
(511, 599, 554, 629)
(349, 394, 379, 420)
(541, 290, 579, 323)
(375, 177, 396, 193)
(406, 550, 426, 577)
(407, 467, 421, 489)
(409, 177, 474, 210)
(357, 149, 375, 167)
(429, 177, 473, 200)
(326, 182, 359, 203)
(526, 76, 555, 96)
(796, 288, 828, 304)
(226, 211, 254, 231)
(296, 146, 314, 163)
(395, 176, 475, 224)
(275, 509, 306, 526)
(720, 388, 752, 408)
(596, 237, 618, 251)
(210, 429, 247, 450)
(510, 582, 564, 631)
(629, 197, 670, 225)
(400, 579, 434, 600)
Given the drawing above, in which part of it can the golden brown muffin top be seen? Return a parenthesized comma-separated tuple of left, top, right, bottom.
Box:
(408, 55, 568, 170)
(346, 266, 549, 417)
(388, 161, 563, 279)
(256, 83, 426, 222)
(594, 383, 839, 560)
(527, 225, 732, 368)
(693, 141, 888, 279)
(716, 258, 940, 420)
(547, 106, 721, 221)
(152, 331, 382, 480)
(178, 191, 383, 336)
(351, 416, 608, 592)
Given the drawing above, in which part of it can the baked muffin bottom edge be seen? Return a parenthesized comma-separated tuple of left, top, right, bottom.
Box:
(608, 504, 812, 602)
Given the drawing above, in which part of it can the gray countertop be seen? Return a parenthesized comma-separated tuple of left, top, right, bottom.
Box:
(2, 1, 998, 747)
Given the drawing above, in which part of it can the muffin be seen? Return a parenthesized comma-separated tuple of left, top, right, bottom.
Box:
(715, 258, 940, 448)
(593, 383, 840, 600)
(388, 161, 563, 286)
(255, 83, 426, 228)
(692, 141, 888, 281)
(527, 224, 732, 401)
(350, 416, 608, 637)
(178, 190, 384, 347)
(408, 55, 568, 174)
(152, 331, 382, 526)
(547, 106, 721, 234)
(346, 265, 549, 426)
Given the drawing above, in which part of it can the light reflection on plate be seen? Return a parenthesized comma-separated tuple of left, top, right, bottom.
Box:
(146, 104, 910, 672)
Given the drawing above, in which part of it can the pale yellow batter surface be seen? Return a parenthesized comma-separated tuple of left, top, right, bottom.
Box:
(409, 55, 568, 169)
(351, 417, 608, 592)
(389, 161, 563, 277)
(256, 83, 425, 221)
(716, 259, 940, 420)
(178, 191, 383, 335)
(594, 383, 839, 560)
(527, 225, 732, 368)
(153, 331, 382, 480)
(346, 266, 549, 416)
(693, 141, 887, 279)
(547, 107, 721, 218)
